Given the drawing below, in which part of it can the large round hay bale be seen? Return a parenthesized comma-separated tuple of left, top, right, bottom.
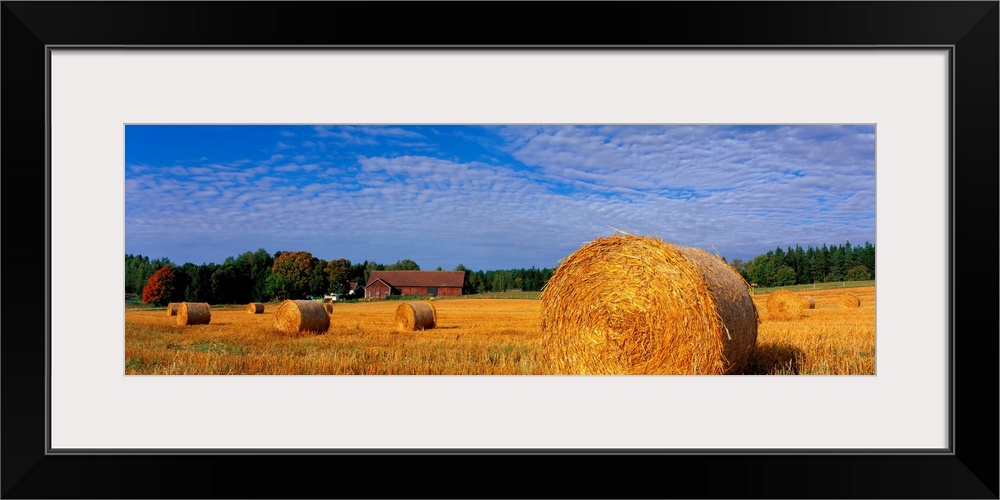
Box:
(395, 302, 436, 331)
(838, 292, 861, 308)
(539, 234, 759, 375)
(246, 302, 264, 314)
(166, 303, 180, 316)
(767, 290, 804, 320)
(177, 302, 211, 325)
(274, 300, 330, 334)
(800, 295, 816, 309)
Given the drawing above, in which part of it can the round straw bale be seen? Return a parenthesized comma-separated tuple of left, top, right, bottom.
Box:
(246, 302, 264, 314)
(166, 303, 180, 316)
(766, 290, 804, 321)
(274, 300, 330, 334)
(800, 295, 816, 309)
(324, 303, 334, 314)
(539, 234, 759, 375)
(176, 302, 211, 326)
(838, 292, 861, 308)
(395, 302, 436, 331)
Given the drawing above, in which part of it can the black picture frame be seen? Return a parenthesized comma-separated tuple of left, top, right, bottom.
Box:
(3, 2, 997, 498)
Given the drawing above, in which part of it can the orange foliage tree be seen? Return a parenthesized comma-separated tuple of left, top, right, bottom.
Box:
(142, 265, 180, 306)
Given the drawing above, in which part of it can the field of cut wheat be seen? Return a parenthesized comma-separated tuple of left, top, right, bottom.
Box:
(749, 286, 875, 374)
(124, 286, 874, 375)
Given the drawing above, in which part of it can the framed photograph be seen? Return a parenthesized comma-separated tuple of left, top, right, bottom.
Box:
(3, 2, 996, 498)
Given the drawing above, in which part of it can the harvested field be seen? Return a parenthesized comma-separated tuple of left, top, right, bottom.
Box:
(750, 286, 875, 374)
(125, 287, 874, 375)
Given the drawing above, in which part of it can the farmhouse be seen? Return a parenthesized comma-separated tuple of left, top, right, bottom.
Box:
(365, 270, 464, 299)
(347, 281, 365, 298)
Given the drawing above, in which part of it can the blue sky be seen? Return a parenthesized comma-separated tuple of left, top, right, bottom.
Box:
(125, 125, 876, 270)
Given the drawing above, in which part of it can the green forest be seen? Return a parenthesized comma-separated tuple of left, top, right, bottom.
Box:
(728, 241, 875, 287)
(126, 241, 874, 306)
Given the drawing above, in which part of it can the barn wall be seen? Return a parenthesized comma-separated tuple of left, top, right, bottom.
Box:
(367, 282, 391, 299)
(393, 286, 463, 297)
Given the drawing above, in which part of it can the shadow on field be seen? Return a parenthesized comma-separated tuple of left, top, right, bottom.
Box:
(742, 342, 805, 375)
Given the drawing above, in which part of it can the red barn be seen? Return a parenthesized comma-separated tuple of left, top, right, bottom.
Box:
(364, 270, 465, 299)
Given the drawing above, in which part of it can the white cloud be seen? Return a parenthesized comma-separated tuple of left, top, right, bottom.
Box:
(273, 163, 320, 173)
(126, 125, 874, 267)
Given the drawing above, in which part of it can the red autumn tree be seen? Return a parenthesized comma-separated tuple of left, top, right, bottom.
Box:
(142, 265, 179, 306)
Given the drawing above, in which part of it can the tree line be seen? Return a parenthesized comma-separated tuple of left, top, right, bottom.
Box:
(125, 249, 556, 306)
(454, 265, 554, 295)
(728, 241, 875, 287)
(126, 240, 874, 305)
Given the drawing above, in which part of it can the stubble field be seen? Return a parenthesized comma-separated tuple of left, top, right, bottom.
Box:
(124, 286, 875, 375)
